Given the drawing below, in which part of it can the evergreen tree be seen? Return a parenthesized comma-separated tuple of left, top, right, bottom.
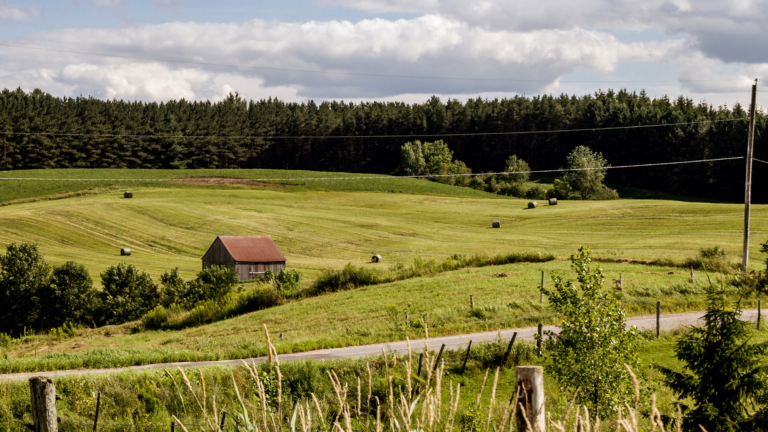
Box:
(658, 289, 768, 432)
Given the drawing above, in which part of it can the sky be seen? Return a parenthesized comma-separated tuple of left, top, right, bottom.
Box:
(0, 0, 765, 106)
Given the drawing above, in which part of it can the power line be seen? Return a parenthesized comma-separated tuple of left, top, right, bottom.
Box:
(0, 42, 752, 84)
(0, 156, 744, 182)
(0, 118, 747, 140)
(753, 158, 768, 165)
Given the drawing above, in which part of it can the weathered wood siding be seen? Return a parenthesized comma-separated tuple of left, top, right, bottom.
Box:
(236, 261, 286, 280)
(202, 237, 236, 270)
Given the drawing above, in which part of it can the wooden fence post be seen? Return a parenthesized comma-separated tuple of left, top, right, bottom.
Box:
(516, 366, 546, 432)
(690, 267, 694, 283)
(540, 271, 544, 303)
(758, 300, 762, 331)
(219, 412, 227, 431)
(92, 392, 101, 432)
(460, 341, 473, 375)
(171, 422, 175, 432)
(29, 377, 57, 432)
(501, 332, 517, 367)
(537, 324, 542, 355)
(432, 344, 446, 372)
(470, 295, 474, 309)
(656, 301, 661, 338)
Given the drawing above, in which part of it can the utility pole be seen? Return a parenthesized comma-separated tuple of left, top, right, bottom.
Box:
(743, 79, 758, 273)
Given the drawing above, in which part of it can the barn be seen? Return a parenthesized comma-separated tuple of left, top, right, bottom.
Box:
(202, 236, 287, 281)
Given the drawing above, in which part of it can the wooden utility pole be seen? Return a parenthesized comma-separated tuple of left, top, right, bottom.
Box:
(743, 79, 758, 273)
(29, 377, 57, 432)
(516, 366, 546, 432)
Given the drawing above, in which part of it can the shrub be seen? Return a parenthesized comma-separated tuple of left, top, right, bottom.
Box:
(229, 286, 285, 315)
(502, 182, 526, 197)
(142, 306, 169, 330)
(0, 333, 10, 348)
(699, 246, 726, 259)
(310, 264, 382, 294)
(503, 155, 530, 184)
(260, 269, 301, 292)
(99, 263, 160, 325)
(525, 184, 547, 200)
(558, 146, 619, 200)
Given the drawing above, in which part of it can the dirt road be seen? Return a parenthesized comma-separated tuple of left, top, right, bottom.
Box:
(0, 309, 759, 381)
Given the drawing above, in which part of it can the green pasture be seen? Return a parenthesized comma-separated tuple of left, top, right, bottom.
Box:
(0, 168, 766, 371)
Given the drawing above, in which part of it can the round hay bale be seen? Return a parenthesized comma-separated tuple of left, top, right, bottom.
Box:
(528, 201, 538, 209)
(120, 248, 132, 256)
(371, 254, 382, 263)
(492, 221, 501, 228)
(124, 191, 133, 199)
(548, 198, 557, 206)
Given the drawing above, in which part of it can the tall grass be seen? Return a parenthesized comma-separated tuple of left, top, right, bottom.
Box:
(597, 245, 740, 275)
(309, 251, 556, 295)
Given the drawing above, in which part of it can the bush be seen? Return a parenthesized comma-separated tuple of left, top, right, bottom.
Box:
(142, 306, 169, 330)
(260, 269, 301, 292)
(0, 333, 10, 348)
(525, 184, 548, 200)
(99, 263, 160, 325)
(503, 155, 530, 184)
(502, 182, 526, 197)
(310, 264, 382, 294)
(188, 265, 239, 305)
(228, 286, 285, 315)
(159, 268, 187, 307)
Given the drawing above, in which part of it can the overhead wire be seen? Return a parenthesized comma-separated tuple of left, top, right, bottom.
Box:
(0, 118, 748, 140)
(0, 156, 745, 182)
(0, 42, 752, 83)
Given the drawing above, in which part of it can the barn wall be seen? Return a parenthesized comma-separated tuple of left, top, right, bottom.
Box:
(236, 261, 287, 280)
(202, 237, 236, 270)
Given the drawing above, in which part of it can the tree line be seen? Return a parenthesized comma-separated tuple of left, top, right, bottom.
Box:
(0, 87, 764, 202)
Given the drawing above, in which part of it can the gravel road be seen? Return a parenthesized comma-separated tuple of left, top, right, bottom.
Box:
(0, 309, 759, 381)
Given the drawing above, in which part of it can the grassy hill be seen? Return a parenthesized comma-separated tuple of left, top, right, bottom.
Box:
(0, 168, 765, 372)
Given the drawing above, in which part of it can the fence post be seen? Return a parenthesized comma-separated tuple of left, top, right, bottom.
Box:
(516, 366, 545, 432)
(460, 341, 473, 375)
(540, 271, 545, 303)
(470, 295, 474, 309)
(92, 392, 101, 432)
(656, 301, 661, 339)
(537, 324, 543, 356)
(690, 267, 694, 283)
(219, 412, 227, 431)
(759, 300, 762, 331)
(29, 377, 57, 432)
(405, 311, 409, 327)
(501, 332, 517, 367)
(619, 273, 623, 290)
(432, 344, 446, 372)
(171, 422, 175, 432)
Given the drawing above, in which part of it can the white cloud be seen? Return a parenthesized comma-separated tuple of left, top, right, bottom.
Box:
(88, 0, 124, 8)
(0, 1, 41, 21)
(0, 16, 686, 100)
(320, 0, 768, 65)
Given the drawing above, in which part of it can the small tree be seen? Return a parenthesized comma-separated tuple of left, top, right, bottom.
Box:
(185, 265, 239, 306)
(0, 243, 50, 334)
(503, 155, 530, 184)
(395, 140, 471, 185)
(100, 263, 160, 324)
(560, 146, 618, 200)
(396, 141, 426, 176)
(658, 288, 768, 432)
(159, 267, 187, 306)
(541, 246, 639, 419)
(39, 262, 96, 328)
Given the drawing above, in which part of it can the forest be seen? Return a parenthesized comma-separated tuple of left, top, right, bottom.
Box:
(0, 87, 765, 202)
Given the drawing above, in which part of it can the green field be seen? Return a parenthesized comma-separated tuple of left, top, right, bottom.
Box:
(0, 169, 766, 371)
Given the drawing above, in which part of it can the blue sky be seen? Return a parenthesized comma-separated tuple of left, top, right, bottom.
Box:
(0, 0, 765, 106)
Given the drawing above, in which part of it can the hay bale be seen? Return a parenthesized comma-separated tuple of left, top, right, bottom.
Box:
(548, 198, 557, 206)
(492, 221, 501, 228)
(371, 254, 382, 263)
(124, 191, 133, 199)
(120, 248, 132, 256)
(528, 201, 538, 209)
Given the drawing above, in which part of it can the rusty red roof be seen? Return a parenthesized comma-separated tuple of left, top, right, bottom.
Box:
(218, 236, 286, 263)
